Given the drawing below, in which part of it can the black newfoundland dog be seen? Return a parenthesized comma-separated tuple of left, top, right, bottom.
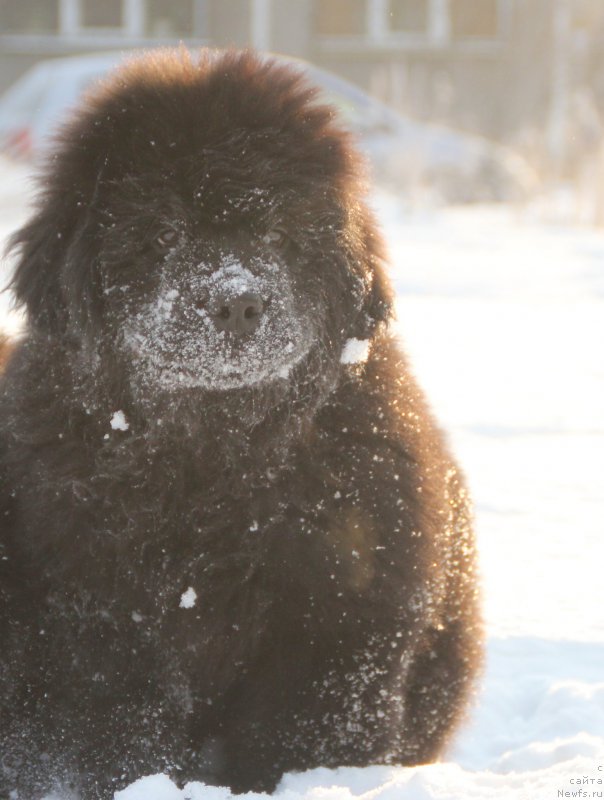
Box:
(0, 50, 482, 799)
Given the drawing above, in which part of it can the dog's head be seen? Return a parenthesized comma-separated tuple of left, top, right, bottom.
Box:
(10, 50, 393, 400)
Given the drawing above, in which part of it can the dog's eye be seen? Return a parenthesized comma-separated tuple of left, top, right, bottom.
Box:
(154, 228, 180, 251)
(262, 229, 289, 249)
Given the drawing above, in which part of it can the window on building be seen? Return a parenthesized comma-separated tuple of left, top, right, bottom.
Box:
(387, 0, 429, 34)
(0, 0, 59, 32)
(146, 0, 194, 37)
(80, 0, 123, 28)
(450, 0, 499, 39)
(316, 0, 366, 37)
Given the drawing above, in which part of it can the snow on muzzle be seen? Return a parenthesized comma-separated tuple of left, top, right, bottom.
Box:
(121, 255, 314, 392)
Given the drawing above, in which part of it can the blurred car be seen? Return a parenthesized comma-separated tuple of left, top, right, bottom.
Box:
(0, 51, 534, 203)
(0, 53, 121, 160)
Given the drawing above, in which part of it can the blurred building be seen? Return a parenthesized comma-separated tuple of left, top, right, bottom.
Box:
(1, 0, 603, 144)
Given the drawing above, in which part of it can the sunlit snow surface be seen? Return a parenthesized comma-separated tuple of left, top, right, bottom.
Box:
(1, 156, 603, 799)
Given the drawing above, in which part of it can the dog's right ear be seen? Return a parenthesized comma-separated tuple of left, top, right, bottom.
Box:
(8, 156, 105, 336)
(7, 201, 74, 333)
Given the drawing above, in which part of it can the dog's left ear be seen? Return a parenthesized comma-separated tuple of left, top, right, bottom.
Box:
(351, 213, 394, 340)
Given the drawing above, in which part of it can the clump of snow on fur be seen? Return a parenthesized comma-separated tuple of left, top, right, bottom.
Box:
(110, 410, 129, 431)
(341, 338, 371, 364)
(114, 773, 184, 799)
(179, 587, 197, 609)
(115, 773, 236, 798)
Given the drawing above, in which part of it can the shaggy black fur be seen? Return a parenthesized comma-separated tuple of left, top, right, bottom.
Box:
(0, 50, 482, 799)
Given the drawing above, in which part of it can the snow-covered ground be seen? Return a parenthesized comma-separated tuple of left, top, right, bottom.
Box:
(1, 156, 603, 799)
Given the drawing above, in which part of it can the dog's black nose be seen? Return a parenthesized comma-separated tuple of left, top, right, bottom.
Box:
(210, 292, 265, 334)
